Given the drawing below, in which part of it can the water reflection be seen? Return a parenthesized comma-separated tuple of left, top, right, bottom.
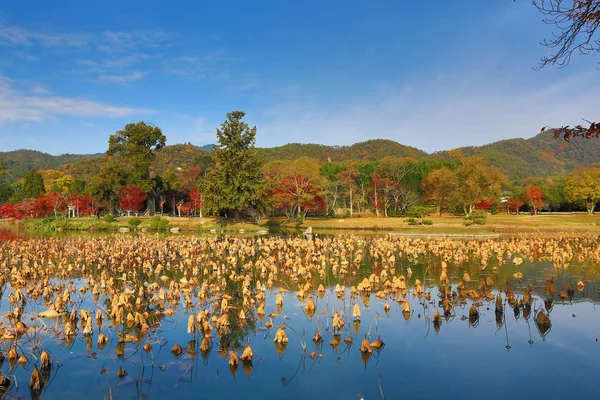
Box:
(0, 234, 599, 399)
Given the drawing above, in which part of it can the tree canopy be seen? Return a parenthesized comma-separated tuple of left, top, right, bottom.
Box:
(203, 111, 267, 219)
(107, 122, 166, 189)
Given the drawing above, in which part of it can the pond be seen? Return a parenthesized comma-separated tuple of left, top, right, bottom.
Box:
(0, 232, 599, 399)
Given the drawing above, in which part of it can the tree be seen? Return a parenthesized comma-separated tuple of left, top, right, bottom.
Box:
(107, 122, 166, 190)
(422, 167, 458, 216)
(119, 185, 147, 216)
(87, 159, 128, 211)
(204, 111, 266, 219)
(339, 168, 358, 218)
(320, 162, 346, 217)
(0, 160, 5, 181)
(22, 168, 46, 199)
(564, 167, 600, 213)
(189, 189, 203, 217)
(44, 192, 67, 217)
(525, 184, 545, 214)
(534, 1, 600, 140)
(450, 151, 506, 216)
(272, 174, 325, 219)
(0, 184, 13, 202)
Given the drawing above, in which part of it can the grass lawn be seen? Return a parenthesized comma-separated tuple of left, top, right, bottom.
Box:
(1, 212, 599, 234)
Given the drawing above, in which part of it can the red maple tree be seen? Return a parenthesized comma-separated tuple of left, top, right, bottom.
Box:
(119, 185, 147, 216)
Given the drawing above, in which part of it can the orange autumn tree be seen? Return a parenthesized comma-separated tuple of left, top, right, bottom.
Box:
(422, 167, 458, 216)
(525, 184, 545, 214)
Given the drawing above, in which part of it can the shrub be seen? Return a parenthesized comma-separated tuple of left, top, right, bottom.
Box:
(128, 217, 142, 228)
(422, 219, 434, 225)
(463, 210, 487, 226)
(149, 216, 169, 230)
(404, 217, 418, 226)
(103, 214, 116, 223)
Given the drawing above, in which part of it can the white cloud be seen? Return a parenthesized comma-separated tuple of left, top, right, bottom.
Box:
(98, 71, 148, 83)
(0, 76, 146, 124)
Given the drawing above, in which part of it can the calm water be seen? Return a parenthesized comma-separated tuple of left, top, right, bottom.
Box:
(0, 231, 599, 400)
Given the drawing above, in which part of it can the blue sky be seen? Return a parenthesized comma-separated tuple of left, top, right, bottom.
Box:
(0, 0, 598, 155)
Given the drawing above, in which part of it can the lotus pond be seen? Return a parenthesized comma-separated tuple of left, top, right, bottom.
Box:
(0, 231, 599, 399)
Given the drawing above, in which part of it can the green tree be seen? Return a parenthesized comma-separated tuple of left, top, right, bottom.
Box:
(0, 160, 5, 181)
(0, 184, 13, 202)
(69, 179, 87, 195)
(564, 167, 600, 214)
(204, 111, 267, 219)
(22, 167, 46, 199)
(87, 159, 128, 210)
(107, 122, 167, 190)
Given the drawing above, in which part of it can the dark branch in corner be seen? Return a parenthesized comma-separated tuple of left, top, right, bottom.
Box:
(533, 0, 600, 69)
(542, 119, 600, 141)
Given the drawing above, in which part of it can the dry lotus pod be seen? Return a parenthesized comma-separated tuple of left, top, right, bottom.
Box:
(229, 351, 239, 366)
(7, 348, 18, 361)
(97, 333, 109, 347)
(240, 345, 253, 363)
(116, 367, 127, 379)
(143, 343, 152, 352)
(305, 298, 316, 311)
(200, 337, 212, 352)
(370, 337, 385, 351)
(18, 354, 28, 366)
(40, 351, 51, 369)
(273, 327, 288, 343)
(15, 321, 29, 334)
(360, 338, 372, 354)
(171, 344, 183, 357)
(353, 303, 361, 319)
(187, 315, 195, 334)
(30, 368, 43, 391)
(469, 305, 479, 320)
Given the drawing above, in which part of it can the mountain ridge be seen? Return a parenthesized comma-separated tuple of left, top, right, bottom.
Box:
(2, 131, 599, 183)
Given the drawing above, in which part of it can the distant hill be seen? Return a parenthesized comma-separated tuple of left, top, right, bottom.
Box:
(2, 132, 600, 184)
(445, 130, 600, 180)
(0, 150, 92, 184)
(257, 139, 428, 163)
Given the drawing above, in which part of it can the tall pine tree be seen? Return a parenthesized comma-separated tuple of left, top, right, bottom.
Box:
(204, 111, 267, 219)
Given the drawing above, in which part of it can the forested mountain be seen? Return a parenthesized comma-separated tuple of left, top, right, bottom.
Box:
(257, 139, 427, 162)
(2, 131, 600, 184)
(450, 130, 600, 180)
(0, 150, 92, 184)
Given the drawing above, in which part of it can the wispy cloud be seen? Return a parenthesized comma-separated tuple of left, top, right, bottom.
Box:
(98, 70, 148, 83)
(99, 30, 174, 53)
(0, 76, 147, 124)
(0, 24, 87, 47)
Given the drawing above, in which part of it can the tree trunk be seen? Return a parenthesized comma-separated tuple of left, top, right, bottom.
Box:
(349, 188, 353, 218)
